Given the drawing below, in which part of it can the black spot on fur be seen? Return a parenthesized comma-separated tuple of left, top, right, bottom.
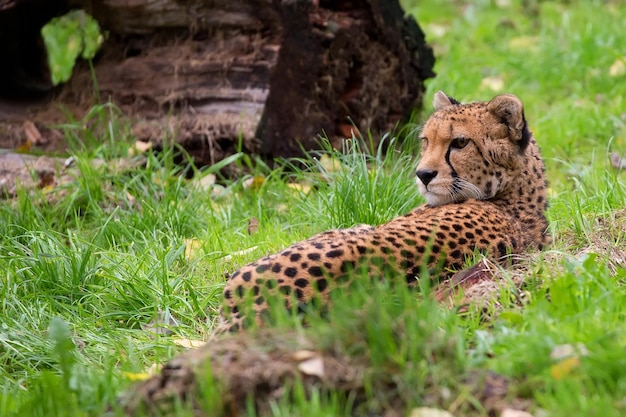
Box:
(290, 253, 302, 262)
(400, 259, 415, 270)
(497, 241, 508, 258)
(340, 260, 355, 273)
(236, 285, 245, 297)
(406, 275, 418, 284)
(326, 249, 344, 258)
(316, 278, 328, 292)
(285, 267, 297, 278)
(307, 253, 321, 261)
(309, 266, 324, 277)
(295, 278, 309, 288)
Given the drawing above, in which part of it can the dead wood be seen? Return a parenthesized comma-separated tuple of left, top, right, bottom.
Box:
(0, 0, 434, 168)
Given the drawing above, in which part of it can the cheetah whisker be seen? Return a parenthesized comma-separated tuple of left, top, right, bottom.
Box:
(453, 179, 484, 201)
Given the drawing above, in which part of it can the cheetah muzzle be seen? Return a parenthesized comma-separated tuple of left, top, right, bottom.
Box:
(219, 91, 550, 332)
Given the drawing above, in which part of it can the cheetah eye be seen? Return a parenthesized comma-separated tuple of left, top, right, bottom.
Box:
(419, 137, 429, 149)
(451, 137, 470, 149)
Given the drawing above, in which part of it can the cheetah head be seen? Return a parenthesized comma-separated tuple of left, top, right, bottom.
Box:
(416, 91, 532, 207)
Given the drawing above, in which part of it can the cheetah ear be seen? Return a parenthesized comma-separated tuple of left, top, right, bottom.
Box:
(433, 90, 460, 110)
(487, 94, 525, 132)
(487, 93, 531, 149)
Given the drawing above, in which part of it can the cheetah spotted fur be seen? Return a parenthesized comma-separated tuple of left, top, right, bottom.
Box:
(219, 91, 550, 332)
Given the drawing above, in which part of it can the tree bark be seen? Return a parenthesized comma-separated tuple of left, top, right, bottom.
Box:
(0, 0, 434, 168)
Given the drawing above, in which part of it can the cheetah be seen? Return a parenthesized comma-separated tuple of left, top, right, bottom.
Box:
(219, 91, 550, 332)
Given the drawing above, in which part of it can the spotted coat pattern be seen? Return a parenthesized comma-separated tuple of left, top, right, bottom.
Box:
(218, 92, 550, 332)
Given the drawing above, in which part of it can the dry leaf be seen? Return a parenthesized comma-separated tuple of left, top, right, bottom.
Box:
(222, 246, 259, 262)
(141, 309, 180, 336)
(293, 350, 318, 361)
(15, 139, 32, 153)
(172, 338, 205, 349)
(184, 238, 203, 260)
(424, 23, 449, 38)
(286, 182, 312, 195)
(409, 407, 456, 417)
(38, 170, 55, 189)
(151, 171, 167, 186)
(550, 356, 581, 380)
(508, 36, 538, 51)
(610, 152, 626, 170)
(550, 343, 588, 360)
(609, 57, 626, 77)
(191, 173, 216, 191)
(23, 120, 44, 145)
(123, 363, 162, 381)
(128, 140, 153, 157)
(248, 218, 259, 235)
(549, 343, 588, 379)
(297, 357, 325, 377)
(64, 156, 76, 169)
(501, 409, 534, 417)
(480, 76, 504, 92)
(318, 154, 343, 173)
(338, 123, 359, 138)
(434, 261, 496, 304)
(123, 372, 152, 381)
(243, 175, 265, 190)
(274, 203, 289, 213)
(124, 191, 137, 208)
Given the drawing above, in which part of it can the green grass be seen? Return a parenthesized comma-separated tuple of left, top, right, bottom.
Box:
(2, 0, 626, 415)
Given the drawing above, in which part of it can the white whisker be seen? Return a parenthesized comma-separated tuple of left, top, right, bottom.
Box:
(453, 178, 484, 201)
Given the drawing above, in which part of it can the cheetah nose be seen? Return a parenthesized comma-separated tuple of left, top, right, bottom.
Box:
(416, 169, 438, 186)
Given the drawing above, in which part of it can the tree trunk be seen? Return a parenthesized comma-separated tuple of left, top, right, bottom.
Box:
(0, 0, 434, 168)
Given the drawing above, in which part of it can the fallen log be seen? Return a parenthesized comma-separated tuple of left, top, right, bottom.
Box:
(0, 0, 434, 167)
